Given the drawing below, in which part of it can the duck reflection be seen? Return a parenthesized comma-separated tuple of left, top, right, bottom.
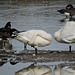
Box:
(60, 17, 75, 22)
(0, 40, 12, 50)
(10, 59, 18, 65)
(15, 64, 52, 75)
(0, 58, 7, 66)
(0, 58, 18, 66)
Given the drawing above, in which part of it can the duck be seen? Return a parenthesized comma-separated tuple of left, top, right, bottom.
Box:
(0, 22, 11, 31)
(0, 22, 12, 40)
(57, 4, 75, 18)
(11, 29, 52, 55)
(0, 22, 12, 49)
(4, 22, 11, 28)
(54, 21, 75, 52)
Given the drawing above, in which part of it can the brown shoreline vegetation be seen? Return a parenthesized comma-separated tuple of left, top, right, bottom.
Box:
(0, 50, 75, 63)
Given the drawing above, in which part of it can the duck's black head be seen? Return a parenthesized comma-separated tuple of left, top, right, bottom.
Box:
(10, 28, 19, 38)
(57, 9, 66, 14)
(4, 22, 11, 28)
(66, 4, 74, 9)
(11, 28, 19, 33)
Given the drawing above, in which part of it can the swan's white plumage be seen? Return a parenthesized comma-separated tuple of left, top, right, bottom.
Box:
(54, 28, 63, 43)
(15, 30, 52, 48)
(54, 21, 75, 52)
(61, 21, 75, 43)
(54, 21, 75, 43)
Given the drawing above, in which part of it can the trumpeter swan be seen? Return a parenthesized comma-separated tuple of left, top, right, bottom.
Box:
(11, 30, 52, 55)
(54, 21, 75, 52)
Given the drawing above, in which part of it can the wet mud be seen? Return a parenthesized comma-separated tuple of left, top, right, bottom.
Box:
(0, 50, 75, 63)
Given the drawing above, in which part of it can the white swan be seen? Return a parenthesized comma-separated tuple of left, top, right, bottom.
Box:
(12, 30, 52, 54)
(54, 21, 75, 52)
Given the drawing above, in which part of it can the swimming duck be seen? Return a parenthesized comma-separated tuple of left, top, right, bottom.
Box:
(57, 4, 75, 18)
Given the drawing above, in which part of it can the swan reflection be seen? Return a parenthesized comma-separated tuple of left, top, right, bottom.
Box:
(15, 64, 62, 75)
(61, 66, 75, 75)
(54, 65, 75, 75)
(0, 40, 12, 50)
(15, 64, 52, 75)
(15, 64, 75, 75)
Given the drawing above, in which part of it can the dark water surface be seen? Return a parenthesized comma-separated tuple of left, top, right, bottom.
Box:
(0, 0, 75, 75)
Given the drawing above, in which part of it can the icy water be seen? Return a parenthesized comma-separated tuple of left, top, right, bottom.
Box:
(0, 0, 75, 75)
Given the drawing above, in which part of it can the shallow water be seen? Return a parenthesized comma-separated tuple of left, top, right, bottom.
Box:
(0, 0, 75, 51)
(0, 0, 75, 75)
